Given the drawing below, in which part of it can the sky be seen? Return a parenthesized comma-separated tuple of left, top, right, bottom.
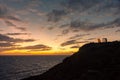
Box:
(0, 0, 120, 55)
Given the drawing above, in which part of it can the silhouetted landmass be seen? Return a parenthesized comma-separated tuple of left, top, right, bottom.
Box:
(22, 41, 120, 80)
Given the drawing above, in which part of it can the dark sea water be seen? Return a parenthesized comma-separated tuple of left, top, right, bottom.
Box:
(0, 55, 68, 80)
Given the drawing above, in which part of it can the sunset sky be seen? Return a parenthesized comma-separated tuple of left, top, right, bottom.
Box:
(0, 0, 120, 55)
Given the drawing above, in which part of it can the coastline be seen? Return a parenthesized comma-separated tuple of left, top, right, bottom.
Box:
(22, 41, 120, 80)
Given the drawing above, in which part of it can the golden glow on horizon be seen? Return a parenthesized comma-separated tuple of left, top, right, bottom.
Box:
(0, 48, 79, 56)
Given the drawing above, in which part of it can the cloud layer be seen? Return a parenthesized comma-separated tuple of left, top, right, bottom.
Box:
(47, 9, 67, 22)
(0, 34, 35, 43)
(60, 39, 89, 47)
(0, 33, 52, 52)
(19, 44, 52, 51)
(0, 4, 27, 31)
(6, 33, 30, 35)
(47, 0, 120, 32)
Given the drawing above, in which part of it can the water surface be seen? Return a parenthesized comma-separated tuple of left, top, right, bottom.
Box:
(0, 55, 68, 80)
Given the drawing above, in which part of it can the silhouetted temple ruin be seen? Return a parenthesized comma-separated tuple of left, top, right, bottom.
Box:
(98, 38, 107, 43)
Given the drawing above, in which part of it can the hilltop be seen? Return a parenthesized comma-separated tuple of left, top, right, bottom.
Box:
(22, 41, 120, 80)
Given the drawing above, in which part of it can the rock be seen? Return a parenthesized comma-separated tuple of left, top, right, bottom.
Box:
(22, 41, 120, 80)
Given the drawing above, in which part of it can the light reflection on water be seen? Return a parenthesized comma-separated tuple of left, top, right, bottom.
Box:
(0, 55, 67, 80)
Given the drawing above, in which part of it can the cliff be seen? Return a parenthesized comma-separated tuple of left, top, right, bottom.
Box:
(22, 41, 120, 80)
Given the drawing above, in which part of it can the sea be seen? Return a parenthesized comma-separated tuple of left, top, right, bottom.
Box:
(0, 55, 68, 80)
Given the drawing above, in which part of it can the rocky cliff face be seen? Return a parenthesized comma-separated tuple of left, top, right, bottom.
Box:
(22, 41, 120, 80)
